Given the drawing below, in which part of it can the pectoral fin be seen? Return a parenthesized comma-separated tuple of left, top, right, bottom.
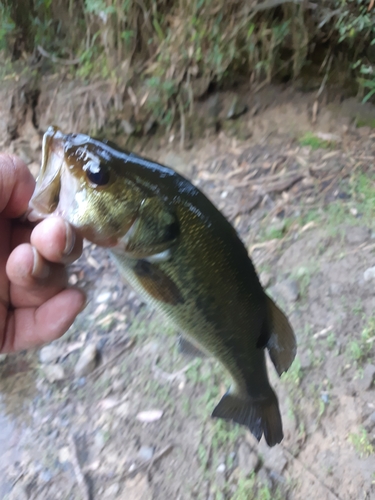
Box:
(177, 335, 206, 358)
(134, 260, 184, 306)
(265, 295, 296, 376)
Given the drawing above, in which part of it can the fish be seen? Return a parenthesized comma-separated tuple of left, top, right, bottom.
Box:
(28, 125, 296, 446)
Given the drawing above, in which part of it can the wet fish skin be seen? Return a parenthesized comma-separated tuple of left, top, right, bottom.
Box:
(29, 126, 296, 446)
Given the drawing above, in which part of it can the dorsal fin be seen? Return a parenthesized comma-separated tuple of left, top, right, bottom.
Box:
(265, 295, 296, 376)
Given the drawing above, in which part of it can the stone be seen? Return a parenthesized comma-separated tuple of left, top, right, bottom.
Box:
(137, 446, 154, 462)
(237, 442, 260, 476)
(358, 364, 375, 391)
(121, 119, 135, 135)
(345, 226, 370, 245)
(260, 272, 272, 288)
(363, 266, 375, 282)
(259, 442, 288, 475)
(96, 291, 111, 303)
(39, 345, 62, 364)
(74, 344, 98, 377)
(58, 447, 71, 463)
(330, 282, 344, 296)
(270, 278, 300, 304)
(225, 95, 248, 120)
(104, 483, 121, 498)
(143, 117, 157, 135)
(44, 364, 65, 383)
(216, 463, 226, 488)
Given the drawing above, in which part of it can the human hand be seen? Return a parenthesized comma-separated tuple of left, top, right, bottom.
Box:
(0, 154, 86, 353)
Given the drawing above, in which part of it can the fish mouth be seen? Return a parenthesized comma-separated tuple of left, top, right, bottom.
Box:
(28, 126, 67, 221)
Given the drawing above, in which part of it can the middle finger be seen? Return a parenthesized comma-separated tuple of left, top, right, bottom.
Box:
(6, 243, 68, 308)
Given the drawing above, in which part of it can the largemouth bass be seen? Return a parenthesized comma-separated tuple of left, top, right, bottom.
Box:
(28, 126, 296, 446)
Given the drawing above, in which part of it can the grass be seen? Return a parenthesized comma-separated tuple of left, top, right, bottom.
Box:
(282, 357, 302, 387)
(346, 316, 375, 366)
(348, 427, 375, 458)
(231, 474, 283, 500)
(299, 132, 332, 150)
(297, 171, 375, 237)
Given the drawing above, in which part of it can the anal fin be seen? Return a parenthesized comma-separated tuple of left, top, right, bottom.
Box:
(177, 335, 206, 358)
(265, 295, 296, 376)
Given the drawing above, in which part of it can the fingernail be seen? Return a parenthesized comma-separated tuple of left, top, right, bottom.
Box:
(31, 247, 50, 279)
(64, 221, 76, 255)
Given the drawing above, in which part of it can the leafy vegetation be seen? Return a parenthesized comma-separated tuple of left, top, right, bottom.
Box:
(1, 0, 375, 128)
(348, 427, 375, 458)
(299, 133, 332, 150)
(346, 316, 375, 367)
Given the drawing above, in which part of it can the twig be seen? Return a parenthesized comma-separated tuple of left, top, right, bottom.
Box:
(37, 45, 81, 65)
(313, 325, 333, 339)
(69, 434, 90, 500)
(179, 99, 185, 149)
(251, 0, 303, 12)
(152, 357, 197, 382)
(88, 338, 135, 380)
(125, 444, 174, 478)
(146, 444, 173, 473)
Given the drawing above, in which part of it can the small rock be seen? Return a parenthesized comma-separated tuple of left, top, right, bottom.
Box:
(136, 409, 163, 423)
(207, 93, 221, 121)
(216, 463, 226, 473)
(58, 447, 71, 463)
(216, 463, 226, 488)
(358, 364, 375, 391)
(345, 226, 370, 245)
(363, 266, 375, 282)
(260, 444, 288, 475)
(299, 351, 312, 370)
(39, 345, 61, 364)
(104, 483, 120, 498)
(260, 272, 272, 288)
(191, 76, 211, 98)
(44, 364, 65, 383)
(367, 411, 375, 429)
(94, 430, 106, 452)
(144, 117, 157, 135)
(96, 291, 111, 303)
(30, 134, 42, 151)
(329, 282, 344, 296)
(0, 353, 7, 363)
(39, 468, 53, 483)
(74, 344, 98, 377)
(121, 119, 135, 135)
(237, 442, 260, 476)
(137, 446, 154, 462)
(270, 278, 300, 303)
(225, 95, 248, 120)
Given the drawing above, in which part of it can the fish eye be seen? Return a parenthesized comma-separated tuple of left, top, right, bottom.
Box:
(85, 161, 110, 186)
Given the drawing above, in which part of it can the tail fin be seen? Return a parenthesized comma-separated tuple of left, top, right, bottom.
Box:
(266, 295, 296, 376)
(211, 389, 283, 447)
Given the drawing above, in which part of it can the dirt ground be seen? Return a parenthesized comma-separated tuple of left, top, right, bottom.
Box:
(0, 85, 375, 500)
